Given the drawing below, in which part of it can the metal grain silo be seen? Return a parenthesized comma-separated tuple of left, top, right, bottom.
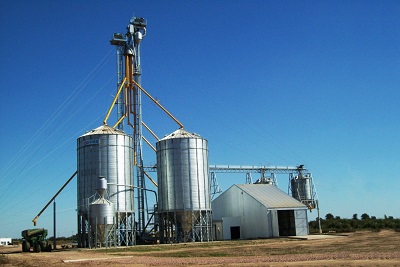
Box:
(89, 197, 115, 247)
(77, 125, 134, 247)
(290, 173, 315, 209)
(86, 177, 116, 247)
(156, 129, 212, 243)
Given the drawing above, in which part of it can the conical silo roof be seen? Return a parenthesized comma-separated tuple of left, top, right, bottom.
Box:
(161, 128, 202, 140)
(80, 124, 125, 137)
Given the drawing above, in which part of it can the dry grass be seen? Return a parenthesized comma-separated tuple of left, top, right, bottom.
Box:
(1, 230, 400, 266)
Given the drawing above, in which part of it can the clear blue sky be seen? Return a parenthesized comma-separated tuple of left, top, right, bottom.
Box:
(0, 1, 399, 238)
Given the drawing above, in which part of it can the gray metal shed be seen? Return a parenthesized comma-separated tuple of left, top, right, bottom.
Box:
(212, 184, 309, 240)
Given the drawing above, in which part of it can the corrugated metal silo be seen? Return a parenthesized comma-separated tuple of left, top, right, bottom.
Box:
(89, 198, 115, 247)
(156, 129, 212, 243)
(290, 173, 315, 208)
(77, 125, 134, 247)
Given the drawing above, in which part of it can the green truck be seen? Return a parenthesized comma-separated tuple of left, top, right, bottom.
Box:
(21, 228, 52, 252)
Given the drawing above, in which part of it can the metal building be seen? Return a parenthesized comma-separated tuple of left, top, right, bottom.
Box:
(77, 124, 135, 247)
(156, 129, 212, 243)
(0, 238, 12, 246)
(212, 184, 308, 240)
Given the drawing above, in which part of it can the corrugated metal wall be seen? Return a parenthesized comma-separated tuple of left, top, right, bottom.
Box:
(221, 216, 241, 240)
(212, 185, 309, 239)
(213, 186, 273, 239)
(295, 209, 309, 236)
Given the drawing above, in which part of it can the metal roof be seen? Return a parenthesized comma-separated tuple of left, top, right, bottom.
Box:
(234, 184, 306, 209)
(161, 128, 202, 140)
(81, 124, 126, 137)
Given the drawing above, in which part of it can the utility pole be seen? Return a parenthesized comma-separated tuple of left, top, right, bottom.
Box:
(53, 200, 56, 249)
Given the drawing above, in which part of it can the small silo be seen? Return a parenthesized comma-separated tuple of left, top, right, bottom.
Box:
(156, 129, 212, 243)
(290, 173, 315, 208)
(88, 177, 115, 247)
(77, 125, 134, 247)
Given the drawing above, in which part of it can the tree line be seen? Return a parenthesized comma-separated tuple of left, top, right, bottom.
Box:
(309, 213, 400, 233)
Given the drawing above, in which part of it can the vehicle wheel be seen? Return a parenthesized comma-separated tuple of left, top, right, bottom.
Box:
(47, 244, 52, 252)
(33, 242, 41, 253)
(22, 240, 29, 252)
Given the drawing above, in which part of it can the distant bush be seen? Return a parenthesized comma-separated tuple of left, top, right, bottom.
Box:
(309, 213, 400, 233)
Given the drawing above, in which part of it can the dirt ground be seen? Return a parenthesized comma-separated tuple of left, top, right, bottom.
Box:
(1, 230, 400, 266)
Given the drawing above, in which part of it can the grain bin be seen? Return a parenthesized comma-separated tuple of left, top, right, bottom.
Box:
(77, 125, 134, 247)
(290, 173, 315, 208)
(89, 197, 115, 247)
(156, 129, 212, 243)
(86, 177, 115, 247)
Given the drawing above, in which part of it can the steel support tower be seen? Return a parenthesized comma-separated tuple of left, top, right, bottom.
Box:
(108, 17, 183, 241)
(110, 17, 147, 236)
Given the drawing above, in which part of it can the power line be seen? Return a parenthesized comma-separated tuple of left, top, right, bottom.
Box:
(0, 49, 114, 209)
(0, 48, 114, 182)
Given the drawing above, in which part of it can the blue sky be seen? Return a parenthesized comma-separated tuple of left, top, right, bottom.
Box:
(0, 1, 399, 238)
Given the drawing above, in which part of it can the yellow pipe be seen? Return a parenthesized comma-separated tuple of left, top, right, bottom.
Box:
(32, 171, 78, 226)
(131, 79, 184, 129)
(142, 136, 156, 152)
(103, 77, 127, 125)
(142, 121, 160, 141)
(125, 54, 132, 87)
(142, 169, 158, 187)
(112, 114, 126, 129)
(134, 151, 137, 166)
(32, 215, 39, 226)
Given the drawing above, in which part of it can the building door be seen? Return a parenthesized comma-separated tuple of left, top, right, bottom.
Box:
(222, 216, 241, 240)
(295, 209, 308, 235)
(277, 210, 296, 236)
(230, 226, 240, 239)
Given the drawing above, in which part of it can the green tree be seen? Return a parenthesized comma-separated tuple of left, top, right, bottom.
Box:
(325, 213, 334, 220)
(361, 213, 370, 220)
(352, 213, 358, 220)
